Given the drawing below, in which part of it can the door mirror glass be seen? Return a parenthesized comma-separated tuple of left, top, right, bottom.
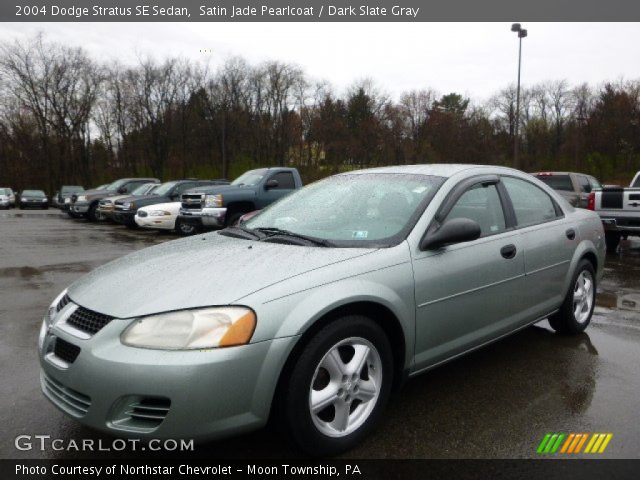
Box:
(117, 186, 127, 194)
(421, 218, 481, 250)
(265, 179, 279, 189)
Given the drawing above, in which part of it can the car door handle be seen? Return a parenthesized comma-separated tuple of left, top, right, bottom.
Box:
(566, 228, 576, 240)
(500, 244, 517, 259)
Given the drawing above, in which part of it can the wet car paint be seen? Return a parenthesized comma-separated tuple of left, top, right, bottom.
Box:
(0, 210, 638, 459)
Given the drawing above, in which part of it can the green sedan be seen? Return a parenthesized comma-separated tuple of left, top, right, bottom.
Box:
(39, 164, 605, 455)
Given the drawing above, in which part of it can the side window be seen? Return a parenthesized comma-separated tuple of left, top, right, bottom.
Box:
(174, 183, 194, 195)
(577, 175, 591, 193)
(444, 184, 506, 237)
(589, 177, 602, 190)
(502, 177, 560, 227)
(124, 181, 143, 193)
(270, 172, 295, 190)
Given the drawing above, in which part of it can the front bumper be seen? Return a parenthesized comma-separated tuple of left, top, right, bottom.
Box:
(135, 214, 175, 230)
(39, 315, 295, 440)
(113, 210, 136, 224)
(71, 202, 90, 214)
(179, 207, 227, 228)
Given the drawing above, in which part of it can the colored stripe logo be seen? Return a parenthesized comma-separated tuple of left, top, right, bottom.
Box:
(537, 433, 613, 454)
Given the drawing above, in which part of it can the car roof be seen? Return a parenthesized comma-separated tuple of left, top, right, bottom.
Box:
(341, 164, 499, 178)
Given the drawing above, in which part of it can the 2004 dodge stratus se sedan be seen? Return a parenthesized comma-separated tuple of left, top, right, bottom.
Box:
(39, 165, 605, 455)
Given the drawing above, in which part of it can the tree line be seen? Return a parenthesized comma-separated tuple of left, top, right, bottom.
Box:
(1, 34, 639, 193)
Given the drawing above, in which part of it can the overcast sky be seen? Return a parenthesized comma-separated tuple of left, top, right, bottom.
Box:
(1, 22, 639, 100)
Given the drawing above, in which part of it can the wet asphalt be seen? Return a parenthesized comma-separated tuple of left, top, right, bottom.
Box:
(0, 209, 638, 459)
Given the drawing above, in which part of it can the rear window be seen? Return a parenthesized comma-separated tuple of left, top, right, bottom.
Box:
(632, 176, 640, 188)
(535, 174, 573, 191)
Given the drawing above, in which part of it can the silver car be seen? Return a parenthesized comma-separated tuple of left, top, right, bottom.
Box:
(38, 165, 605, 455)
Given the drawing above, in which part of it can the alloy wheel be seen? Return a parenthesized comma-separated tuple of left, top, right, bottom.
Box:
(573, 270, 594, 324)
(309, 337, 382, 438)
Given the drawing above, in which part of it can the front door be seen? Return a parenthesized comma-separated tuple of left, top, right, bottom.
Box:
(412, 179, 526, 371)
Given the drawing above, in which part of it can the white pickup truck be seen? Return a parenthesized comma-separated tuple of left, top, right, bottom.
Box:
(589, 171, 640, 252)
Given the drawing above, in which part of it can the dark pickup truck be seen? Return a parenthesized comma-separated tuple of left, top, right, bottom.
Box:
(177, 167, 303, 234)
(112, 179, 229, 227)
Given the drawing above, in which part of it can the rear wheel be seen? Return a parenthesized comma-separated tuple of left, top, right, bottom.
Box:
(279, 316, 393, 456)
(605, 232, 621, 253)
(548, 260, 596, 335)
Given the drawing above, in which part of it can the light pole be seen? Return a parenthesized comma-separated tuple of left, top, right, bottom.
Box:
(511, 23, 527, 169)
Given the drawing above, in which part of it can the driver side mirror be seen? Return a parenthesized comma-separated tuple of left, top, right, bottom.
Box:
(265, 179, 279, 190)
(117, 186, 127, 194)
(420, 218, 481, 250)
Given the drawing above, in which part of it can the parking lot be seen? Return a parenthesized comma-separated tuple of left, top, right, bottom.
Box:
(1, 209, 639, 459)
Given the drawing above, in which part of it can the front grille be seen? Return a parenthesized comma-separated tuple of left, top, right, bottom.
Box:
(56, 294, 71, 312)
(67, 307, 114, 335)
(181, 194, 204, 210)
(42, 373, 91, 417)
(54, 337, 81, 363)
(71, 194, 78, 203)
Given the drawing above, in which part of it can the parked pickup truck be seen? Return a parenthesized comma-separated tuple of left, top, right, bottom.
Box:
(532, 171, 602, 208)
(177, 167, 303, 235)
(588, 171, 640, 252)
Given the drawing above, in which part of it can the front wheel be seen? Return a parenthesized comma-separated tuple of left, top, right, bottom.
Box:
(279, 316, 393, 456)
(175, 218, 197, 236)
(548, 260, 596, 335)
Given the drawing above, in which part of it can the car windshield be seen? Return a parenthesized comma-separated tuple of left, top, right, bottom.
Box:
(132, 183, 157, 195)
(61, 186, 84, 194)
(105, 179, 128, 191)
(536, 174, 573, 191)
(0, 188, 10, 195)
(22, 190, 45, 196)
(231, 169, 268, 186)
(153, 181, 179, 196)
(243, 173, 445, 247)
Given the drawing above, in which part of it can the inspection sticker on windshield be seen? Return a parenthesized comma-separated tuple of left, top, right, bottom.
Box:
(412, 186, 428, 193)
(352, 230, 369, 239)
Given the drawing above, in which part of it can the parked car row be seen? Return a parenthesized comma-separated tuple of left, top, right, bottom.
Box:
(60, 167, 304, 236)
(0, 187, 49, 209)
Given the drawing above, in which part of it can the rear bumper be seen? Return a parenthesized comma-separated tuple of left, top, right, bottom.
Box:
(179, 207, 227, 228)
(600, 217, 640, 235)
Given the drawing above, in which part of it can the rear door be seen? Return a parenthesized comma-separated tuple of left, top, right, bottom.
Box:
(501, 176, 576, 317)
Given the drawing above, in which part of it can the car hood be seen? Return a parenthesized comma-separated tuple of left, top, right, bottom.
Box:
(68, 233, 375, 318)
(116, 194, 168, 206)
(81, 188, 113, 198)
(187, 184, 249, 195)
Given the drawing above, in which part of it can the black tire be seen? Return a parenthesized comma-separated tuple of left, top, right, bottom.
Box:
(175, 218, 197, 236)
(87, 202, 100, 222)
(225, 211, 244, 227)
(548, 259, 596, 335)
(278, 315, 393, 456)
(124, 219, 138, 229)
(605, 232, 621, 253)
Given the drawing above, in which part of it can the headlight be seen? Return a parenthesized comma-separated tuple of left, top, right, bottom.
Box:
(20, 198, 26, 202)
(149, 210, 171, 216)
(76, 195, 87, 202)
(204, 194, 223, 208)
(121, 307, 256, 350)
(122, 202, 135, 210)
(46, 289, 68, 326)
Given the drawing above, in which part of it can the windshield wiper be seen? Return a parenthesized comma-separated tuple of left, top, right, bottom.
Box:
(254, 227, 334, 247)
(219, 225, 263, 240)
